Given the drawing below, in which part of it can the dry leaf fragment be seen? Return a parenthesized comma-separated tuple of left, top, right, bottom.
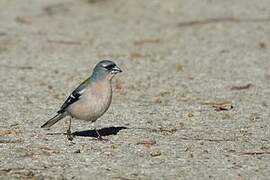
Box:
(136, 139, 156, 148)
(202, 101, 233, 111)
(231, 83, 253, 90)
(134, 39, 161, 46)
(150, 127, 177, 134)
(0, 130, 21, 136)
(213, 103, 233, 111)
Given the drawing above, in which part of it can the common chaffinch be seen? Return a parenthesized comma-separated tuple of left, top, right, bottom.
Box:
(41, 60, 122, 140)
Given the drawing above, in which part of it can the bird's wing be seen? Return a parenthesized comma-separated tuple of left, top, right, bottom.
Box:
(57, 78, 90, 113)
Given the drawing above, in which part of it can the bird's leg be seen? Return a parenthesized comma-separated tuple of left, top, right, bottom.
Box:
(94, 128, 102, 139)
(94, 128, 108, 141)
(67, 118, 74, 141)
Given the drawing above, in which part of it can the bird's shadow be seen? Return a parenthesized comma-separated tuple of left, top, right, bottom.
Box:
(72, 126, 128, 138)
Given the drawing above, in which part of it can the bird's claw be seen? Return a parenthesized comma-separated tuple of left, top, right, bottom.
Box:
(97, 136, 109, 141)
(66, 130, 74, 141)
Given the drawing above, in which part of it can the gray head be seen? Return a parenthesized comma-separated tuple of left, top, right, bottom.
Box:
(91, 60, 122, 81)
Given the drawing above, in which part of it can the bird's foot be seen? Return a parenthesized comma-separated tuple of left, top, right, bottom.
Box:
(94, 128, 109, 141)
(66, 129, 74, 141)
(97, 135, 109, 141)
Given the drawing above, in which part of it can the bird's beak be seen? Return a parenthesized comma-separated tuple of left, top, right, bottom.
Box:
(111, 66, 122, 74)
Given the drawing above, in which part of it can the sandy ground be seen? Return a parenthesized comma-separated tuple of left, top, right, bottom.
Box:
(0, 0, 270, 179)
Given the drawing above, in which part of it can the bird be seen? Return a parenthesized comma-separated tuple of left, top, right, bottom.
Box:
(41, 60, 122, 141)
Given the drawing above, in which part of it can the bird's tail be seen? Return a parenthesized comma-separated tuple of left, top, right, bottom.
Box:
(41, 113, 66, 128)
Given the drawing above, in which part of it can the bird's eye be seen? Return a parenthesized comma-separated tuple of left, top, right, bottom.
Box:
(104, 64, 115, 70)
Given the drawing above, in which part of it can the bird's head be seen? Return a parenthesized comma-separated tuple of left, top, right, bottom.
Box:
(91, 60, 122, 81)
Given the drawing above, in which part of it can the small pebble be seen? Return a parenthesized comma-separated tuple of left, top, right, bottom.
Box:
(150, 150, 161, 157)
